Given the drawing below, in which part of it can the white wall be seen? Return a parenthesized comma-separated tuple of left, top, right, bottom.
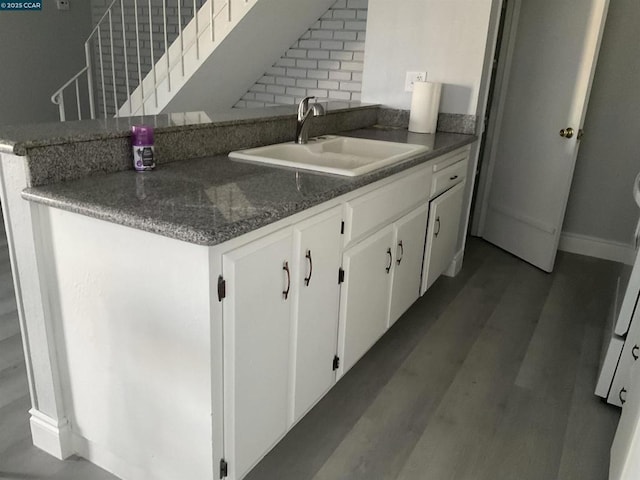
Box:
(562, 0, 640, 247)
(0, 2, 92, 125)
(361, 0, 493, 114)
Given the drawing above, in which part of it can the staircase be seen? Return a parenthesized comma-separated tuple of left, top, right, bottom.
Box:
(52, 0, 335, 121)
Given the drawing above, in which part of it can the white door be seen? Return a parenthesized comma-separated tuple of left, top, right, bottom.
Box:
(422, 182, 466, 294)
(291, 207, 342, 423)
(221, 229, 294, 480)
(388, 204, 429, 327)
(337, 225, 394, 378)
(478, 0, 610, 272)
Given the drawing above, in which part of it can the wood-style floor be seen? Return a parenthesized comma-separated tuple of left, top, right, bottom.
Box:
(0, 235, 621, 480)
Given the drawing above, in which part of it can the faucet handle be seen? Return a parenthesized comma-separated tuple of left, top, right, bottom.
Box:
(298, 96, 316, 118)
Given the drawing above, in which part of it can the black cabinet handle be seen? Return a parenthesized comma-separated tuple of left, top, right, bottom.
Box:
(449, 175, 459, 181)
(620, 387, 627, 405)
(396, 240, 404, 265)
(304, 250, 313, 286)
(435, 217, 441, 237)
(283, 261, 291, 300)
(386, 248, 392, 273)
(633, 345, 639, 361)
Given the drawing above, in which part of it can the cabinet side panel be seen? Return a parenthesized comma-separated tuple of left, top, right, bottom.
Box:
(41, 207, 214, 480)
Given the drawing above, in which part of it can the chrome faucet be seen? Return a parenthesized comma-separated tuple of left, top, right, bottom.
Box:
(296, 96, 325, 144)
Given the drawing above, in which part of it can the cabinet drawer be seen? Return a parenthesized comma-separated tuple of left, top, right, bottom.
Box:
(431, 159, 467, 199)
(344, 166, 432, 246)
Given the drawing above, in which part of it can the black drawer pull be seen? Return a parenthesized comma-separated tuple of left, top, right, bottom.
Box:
(449, 175, 459, 180)
(620, 387, 627, 405)
(385, 248, 392, 274)
(304, 250, 313, 286)
(396, 241, 404, 265)
(283, 261, 291, 300)
(633, 345, 639, 360)
(435, 217, 441, 237)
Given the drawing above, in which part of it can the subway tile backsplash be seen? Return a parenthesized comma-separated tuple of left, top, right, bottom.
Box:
(234, 0, 368, 109)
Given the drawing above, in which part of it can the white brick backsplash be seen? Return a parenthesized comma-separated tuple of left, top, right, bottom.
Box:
(347, 0, 367, 8)
(318, 80, 339, 90)
(330, 51, 353, 61)
(286, 87, 307, 97)
(341, 61, 363, 71)
(318, 60, 340, 70)
(297, 79, 318, 88)
(333, 31, 357, 41)
(286, 49, 308, 59)
(340, 81, 361, 92)
(297, 59, 318, 69)
(321, 20, 344, 30)
(275, 95, 295, 105)
(308, 70, 330, 80)
(287, 68, 307, 78)
(332, 9, 356, 19)
(344, 41, 365, 51)
(276, 77, 297, 86)
(234, 0, 368, 109)
(321, 40, 344, 50)
(329, 71, 352, 81)
(311, 30, 334, 40)
(266, 85, 286, 95)
(308, 50, 330, 60)
(299, 40, 321, 49)
(328, 90, 351, 100)
(308, 89, 328, 99)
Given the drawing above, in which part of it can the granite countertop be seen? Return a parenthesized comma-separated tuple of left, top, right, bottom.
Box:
(22, 128, 476, 246)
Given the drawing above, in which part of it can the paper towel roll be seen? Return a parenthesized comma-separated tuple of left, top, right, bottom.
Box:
(408, 82, 442, 134)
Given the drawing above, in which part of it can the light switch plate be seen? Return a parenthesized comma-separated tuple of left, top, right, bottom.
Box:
(405, 71, 427, 92)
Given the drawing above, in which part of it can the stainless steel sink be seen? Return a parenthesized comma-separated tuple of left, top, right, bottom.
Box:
(229, 135, 429, 177)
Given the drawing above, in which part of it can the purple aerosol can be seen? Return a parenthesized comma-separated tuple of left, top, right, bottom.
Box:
(131, 125, 156, 171)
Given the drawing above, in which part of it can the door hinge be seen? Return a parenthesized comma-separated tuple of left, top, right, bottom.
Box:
(340, 221, 345, 234)
(220, 458, 228, 478)
(217, 275, 226, 301)
(338, 267, 345, 284)
(333, 355, 340, 371)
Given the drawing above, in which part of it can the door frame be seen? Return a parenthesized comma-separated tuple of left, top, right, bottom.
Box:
(471, 0, 522, 236)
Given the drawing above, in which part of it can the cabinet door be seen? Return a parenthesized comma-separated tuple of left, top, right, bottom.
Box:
(421, 182, 465, 295)
(338, 225, 394, 377)
(222, 229, 294, 479)
(388, 204, 429, 327)
(292, 207, 343, 422)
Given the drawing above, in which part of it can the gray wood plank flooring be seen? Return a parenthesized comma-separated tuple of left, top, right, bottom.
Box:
(0, 236, 621, 480)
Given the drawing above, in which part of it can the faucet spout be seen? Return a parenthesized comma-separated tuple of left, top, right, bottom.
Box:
(296, 96, 325, 144)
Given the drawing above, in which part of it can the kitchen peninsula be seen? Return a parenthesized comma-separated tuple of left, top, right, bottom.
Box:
(0, 103, 477, 480)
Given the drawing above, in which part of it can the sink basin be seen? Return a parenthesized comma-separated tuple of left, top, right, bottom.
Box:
(229, 135, 429, 177)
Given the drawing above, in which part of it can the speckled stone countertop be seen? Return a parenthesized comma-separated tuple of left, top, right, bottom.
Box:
(23, 128, 476, 246)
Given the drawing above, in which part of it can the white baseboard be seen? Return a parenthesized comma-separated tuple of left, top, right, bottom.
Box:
(558, 232, 635, 265)
(29, 409, 73, 459)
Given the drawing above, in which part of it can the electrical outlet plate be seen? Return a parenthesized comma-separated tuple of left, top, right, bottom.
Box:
(405, 71, 427, 92)
(57, 0, 70, 10)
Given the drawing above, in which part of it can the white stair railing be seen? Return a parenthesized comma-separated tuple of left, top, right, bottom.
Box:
(51, 0, 242, 122)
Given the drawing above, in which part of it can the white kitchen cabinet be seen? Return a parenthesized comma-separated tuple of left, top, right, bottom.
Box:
(221, 206, 343, 478)
(337, 224, 395, 377)
(291, 208, 343, 422)
(421, 181, 466, 294)
(221, 228, 295, 479)
(388, 204, 430, 327)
